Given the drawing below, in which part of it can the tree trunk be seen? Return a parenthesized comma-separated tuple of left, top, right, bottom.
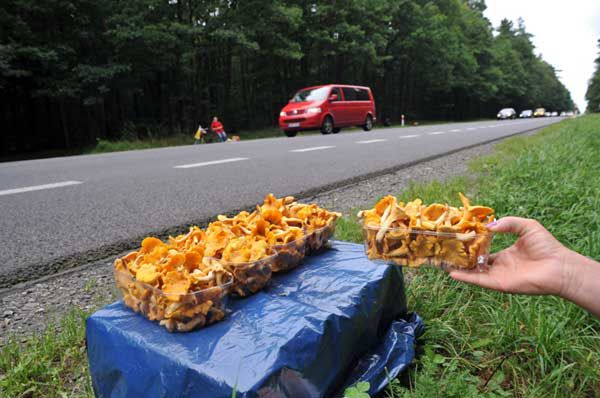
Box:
(59, 99, 71, 149)
(99, 99, 108, 140)
(240, 52, 252, 128)
(222, 42, 233, 129)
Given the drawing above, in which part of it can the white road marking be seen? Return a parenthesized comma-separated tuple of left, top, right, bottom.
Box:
(486, 125, 494, 128)
(174, 157, 249, 169)
(428, 131, 446, 135)
(466, 127, 477, 131)
(356, 139, 387, 144)
(450, 129, 462, 132)
(0, 180, 83, 197)
(289, 146, 335, 153)
(399, 134, 420, 139)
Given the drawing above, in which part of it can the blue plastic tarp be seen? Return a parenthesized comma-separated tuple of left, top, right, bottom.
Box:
(87, 241, 424, 398)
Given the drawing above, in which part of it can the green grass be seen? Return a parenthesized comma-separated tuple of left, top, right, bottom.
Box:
(0, 309, 93, 398)
(85, 126, 288, 154)
(85, 118, 494, 155)
(381, 118, 493, 129)
(87, 133, 193, 154)
(236, 127, 292, 140)
(335, 114, 600, 397)
(2, 115, 599, 397)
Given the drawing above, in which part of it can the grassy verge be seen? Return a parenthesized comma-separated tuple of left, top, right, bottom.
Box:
(0, 310, 93, 398)
(85, 118, 494, 155)
(2, 115, 598, 397)
(87, 134, 193, 154)
(85, 126, 290, 154)
(336, 114, 600, 397)
(381, 118, 493, 129)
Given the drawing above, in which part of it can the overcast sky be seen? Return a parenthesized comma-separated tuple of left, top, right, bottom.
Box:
(485, 0, 600, 111)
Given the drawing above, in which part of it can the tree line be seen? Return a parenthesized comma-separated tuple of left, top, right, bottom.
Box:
(1, 0, 574, 154)
(586, 39, 600, 113)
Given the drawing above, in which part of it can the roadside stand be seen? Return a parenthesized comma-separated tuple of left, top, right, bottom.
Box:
(86, 191, 496, 397)
(85, 194, 426, 397)
(86, 193, 494, 397)
(86, 241, 423, 397)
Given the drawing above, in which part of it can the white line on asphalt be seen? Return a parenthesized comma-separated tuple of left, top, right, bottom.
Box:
(486, 125, 494, 128)
(0, 180, 83, 197)
(450, 129, 462, 132)
(399, 134, 420, 139)
(428, 131, 446, 135)
(356, 139, 387, 144)
(289, 146, 335, 153)
(174, 157, 249, 169)
(466, 127, 477, 131)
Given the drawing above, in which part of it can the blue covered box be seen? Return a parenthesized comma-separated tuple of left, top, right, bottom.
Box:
(86, 241, 424, 397)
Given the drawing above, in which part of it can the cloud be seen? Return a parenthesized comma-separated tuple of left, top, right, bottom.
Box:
(485, 0, 600, 111)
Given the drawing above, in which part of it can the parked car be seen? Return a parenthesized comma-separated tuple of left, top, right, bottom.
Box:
(534, 108, 546, 117)
(519, 109, 533, 118)
(497, 108, 516, 120)
(279, 84, 376, 137)
(551, 111, 558, 117)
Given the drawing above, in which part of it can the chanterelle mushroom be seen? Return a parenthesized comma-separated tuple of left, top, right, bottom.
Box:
(359, 193, 494, 269)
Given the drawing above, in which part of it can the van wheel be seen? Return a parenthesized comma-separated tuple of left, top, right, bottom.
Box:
(284, 130, 297, 137)
(321, 116, 334, 134)
(363, 115, 373, 131)
(332, 128, 341, 134)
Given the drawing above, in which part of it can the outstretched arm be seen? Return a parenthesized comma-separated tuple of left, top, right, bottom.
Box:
(556, 251, 600, 318)
(449, 217, 600, 317)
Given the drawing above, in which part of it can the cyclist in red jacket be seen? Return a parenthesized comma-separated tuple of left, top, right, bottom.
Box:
(211, 117, 228, 142)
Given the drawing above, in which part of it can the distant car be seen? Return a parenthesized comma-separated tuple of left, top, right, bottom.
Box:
(560, 111, 566, 116)
(544, 112, 551, 117)
(551, 111, 558, 117)
(519, 109, 533, 118)
(497, 108, 516, 120)
(534, 108, 546, 117)
(566, 111, 574, 116)
(279, 84, 376, 137)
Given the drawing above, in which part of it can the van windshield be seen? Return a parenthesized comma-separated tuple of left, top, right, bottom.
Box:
(291, 87, 329, 103)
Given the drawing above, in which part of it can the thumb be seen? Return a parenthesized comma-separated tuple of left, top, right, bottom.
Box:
(487, 216, 540, 237)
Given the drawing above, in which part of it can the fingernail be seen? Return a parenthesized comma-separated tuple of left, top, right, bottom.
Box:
(486, 221, 498, 228)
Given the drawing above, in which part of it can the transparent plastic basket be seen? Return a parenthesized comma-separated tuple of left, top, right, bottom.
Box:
(305, 219, 337, 254)
(362, 224, 494, 270)
(216, 252, 277, 297)
(114, 269, 232, 332)
(272, 235, 307, 273)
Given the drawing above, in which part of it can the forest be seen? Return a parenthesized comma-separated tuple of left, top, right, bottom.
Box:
(1, 0, 574, 155)
(586, 39, 600, 113)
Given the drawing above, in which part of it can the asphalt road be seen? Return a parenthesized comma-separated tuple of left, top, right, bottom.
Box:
(0, 118, 563, 287)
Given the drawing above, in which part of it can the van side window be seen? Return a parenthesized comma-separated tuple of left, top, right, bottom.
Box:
(356, 89, 370, 101)
(330, 87, 342, 101)
(341, 87, 357, 101)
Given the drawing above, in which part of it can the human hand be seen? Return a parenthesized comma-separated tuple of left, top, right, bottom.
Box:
(449, 217, 571, 296)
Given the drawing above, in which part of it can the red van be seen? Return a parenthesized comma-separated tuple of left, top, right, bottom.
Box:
(279, 84, 376, 137)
